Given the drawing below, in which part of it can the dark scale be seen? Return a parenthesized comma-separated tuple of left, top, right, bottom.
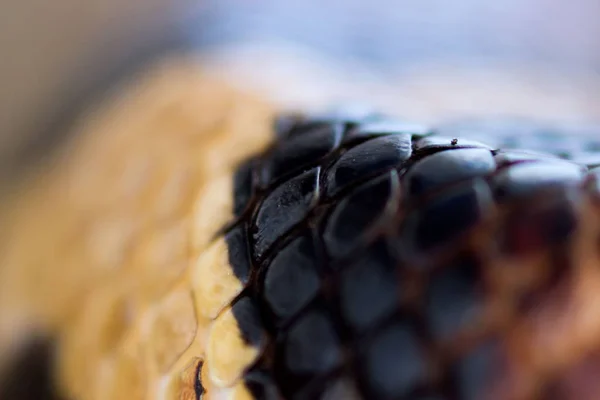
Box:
(361, 320, 429, 399)
(403, 148, 496, 198)
(319, 375, 364, 400)
(275, 116, 334, 141)
(424, 254, 484, 342)
(323, 171, 400, 260)
(276, 308, 344, 396)
(263, 231, 322, 324)
(325, 134, 411, 197)
(231, 297, 268, 349)
(252, 167, 320, 260)
(233, 158, 257, 218)
(452, 340, 503, 400)
(412, 136, 492, 158)
(224, 112, 600, 399)
(399, 178, 493, 260)
(491, 160, 586, 202)
(243, 370, 283, 400)
(338, 240, 400, 334)
(260, 122, 341, 187)
(224, 224, 253, 284)
(499, 190, 580, 255)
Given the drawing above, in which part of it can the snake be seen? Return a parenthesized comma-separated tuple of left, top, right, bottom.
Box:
(0, 57, 599, 400)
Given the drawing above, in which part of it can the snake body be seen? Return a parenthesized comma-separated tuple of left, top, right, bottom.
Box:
(0, 59, 599, 400)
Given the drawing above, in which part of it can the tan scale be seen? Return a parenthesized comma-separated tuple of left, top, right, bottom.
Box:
(192, 174, 235, 253)
(0, 56, 276, 400)
(192, 237, 246, 321)
(195, 372, 254, 400)
(205, 305, 266, 389)
(143, 283, 198, 377)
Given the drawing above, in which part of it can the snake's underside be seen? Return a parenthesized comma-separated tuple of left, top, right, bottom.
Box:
(0, 59, 600, 400)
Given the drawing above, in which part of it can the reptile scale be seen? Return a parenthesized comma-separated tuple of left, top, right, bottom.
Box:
(0, 60, 600, 400)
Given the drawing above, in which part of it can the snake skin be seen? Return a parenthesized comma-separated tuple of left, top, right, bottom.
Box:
(0, 60, 599, 400)
(216, 111, 600, 400)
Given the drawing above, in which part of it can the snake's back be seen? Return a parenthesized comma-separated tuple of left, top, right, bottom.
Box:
(1, 58, 600, 400)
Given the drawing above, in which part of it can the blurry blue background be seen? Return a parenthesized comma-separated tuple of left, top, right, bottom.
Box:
(192, 0, 600, 73)
(1, 0, 599, 177)
(183, 0, 600, 127)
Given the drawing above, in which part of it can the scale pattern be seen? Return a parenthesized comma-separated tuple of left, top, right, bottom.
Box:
(1, 64, 600, 400)
(205, 111, 600, 400)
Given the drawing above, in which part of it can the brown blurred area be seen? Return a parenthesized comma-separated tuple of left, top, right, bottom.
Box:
(0, 0, 200, 185)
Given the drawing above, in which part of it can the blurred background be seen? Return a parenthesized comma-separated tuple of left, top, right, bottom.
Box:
(1, 0, 599, 182)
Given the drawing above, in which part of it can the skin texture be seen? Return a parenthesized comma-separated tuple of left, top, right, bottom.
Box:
(0, 54, 599, 400)
(0, 56, 275, 400)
